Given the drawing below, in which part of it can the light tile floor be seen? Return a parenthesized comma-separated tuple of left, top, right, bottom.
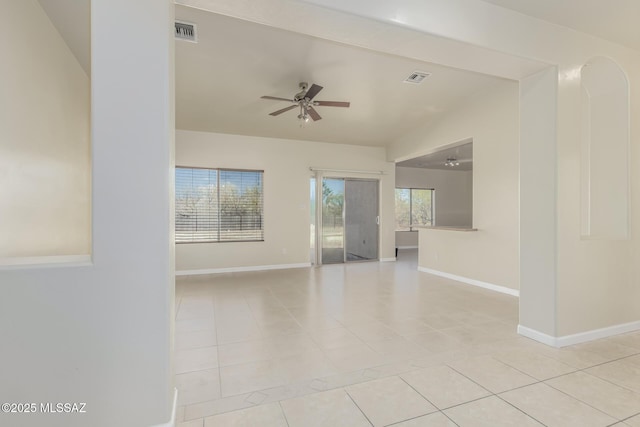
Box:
(175, 250, 640, 426)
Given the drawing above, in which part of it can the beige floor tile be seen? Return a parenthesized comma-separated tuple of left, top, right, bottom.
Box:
(439, 325, 502, 346)
(406, 330, 469, 354)
(444, 396, 543, 426)
(536, 345, 613, 369)
(280, 388, 370, 427)
(293, 315, 343, 331)
(176, 317, 216, 333)
(176, 329, 218, 351)
(586, 359, 640, 393)
(308, 327, 363, 350)
(324, 342, 387, 372)
(178, 419, 204, 427)
(400, 365, 490, 409)
(493, 349, 576, 380)
(274, 352, 337, 383)
(203, 402, 288, 427)
(571, 340, 639, 361)
(267, 333, 321, 357)
(625, 354, 640, 367)
(184, 394, 255, 421)
(383, 318, 435, 337)
(219, 360, 285, 397)
(448, 355, 538, 393)
(217, 340, 272, 367)
(366, 337, 429, 361)
(419, 313, 463, 330)
(346, 376, 437, 426)
(606, 332, 640, 350)
(176, 346, 219, 374)
(391, 412, 457, 426)
(347, 321, 403, 342)
(500, 382, 617, 427)
(176, 252, 639, 425)
(176, 369, 221, 406)
(546, 371, 640, 419)
(625, 414, 640, 426)
(216, 322, 263, 345)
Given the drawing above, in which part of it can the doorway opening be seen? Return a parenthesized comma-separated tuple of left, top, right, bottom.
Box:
(311, 177, 380, 265)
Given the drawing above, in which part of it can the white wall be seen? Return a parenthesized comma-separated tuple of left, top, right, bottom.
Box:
(176, 130, 396, 272)
(395, 166, 472, 247)
(0, 1, 175, 426)
(0, 0, 90, 258)
(392, 81, 520, 291)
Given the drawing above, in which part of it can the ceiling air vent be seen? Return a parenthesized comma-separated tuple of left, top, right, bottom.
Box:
(175, 21, 197, 42)
(403, 71, 431, 84)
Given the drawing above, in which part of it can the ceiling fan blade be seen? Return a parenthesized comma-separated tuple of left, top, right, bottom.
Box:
(304, 84, 323, 100)
(314, 101, 350, 108)
(261, 96, 294, 102)
(307, 107, 322, 121)
(269, 105, 297, 116)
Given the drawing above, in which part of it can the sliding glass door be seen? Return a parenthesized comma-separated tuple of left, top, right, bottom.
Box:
(345, 179, 379, 261)
(321, 178, 345, 263)
(319, 178, 378, 264)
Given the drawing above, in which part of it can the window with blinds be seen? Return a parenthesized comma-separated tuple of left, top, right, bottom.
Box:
(175, 167, 264, 243)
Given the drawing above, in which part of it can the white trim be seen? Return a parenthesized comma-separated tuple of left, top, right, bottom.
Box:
(517, 325, 558, 347)
(0, 255, 92, 270)
(397, 246, 418, 250)
(518, 321, 640, 348)
(151, 388, 178, 427)
(176, 263, 311, 276)
(380, 257, 397, 262)
(418, 266, 519, 297)
(556, 320, 640, 347)
(309, 167, 386, 175)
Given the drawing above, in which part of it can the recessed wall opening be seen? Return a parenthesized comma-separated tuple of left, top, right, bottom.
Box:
(0, 0, 91, 265)
(394, 141, 473, 249)
(580, 56, 630, 240)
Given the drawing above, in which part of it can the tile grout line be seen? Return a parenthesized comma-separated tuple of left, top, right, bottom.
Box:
(492, 394, 549, 427)
(445, 364, 551, 426)
(210, 294, 223, 413)
(277, 401, 291, 427)
(344, 389, 375, 427)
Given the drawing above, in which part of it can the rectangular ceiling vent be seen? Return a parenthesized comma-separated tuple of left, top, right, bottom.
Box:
(175, 21, 197, 42)
(403, 71, 431, 84)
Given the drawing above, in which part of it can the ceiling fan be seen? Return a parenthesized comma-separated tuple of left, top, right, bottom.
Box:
(261, 82, 350, 123)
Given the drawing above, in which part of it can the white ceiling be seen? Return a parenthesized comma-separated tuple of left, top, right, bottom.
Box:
(38, 1, 640, 149)
(397, 142, 473, 171)
(175, 6, 506, 147)
(480, 0, 640, 52)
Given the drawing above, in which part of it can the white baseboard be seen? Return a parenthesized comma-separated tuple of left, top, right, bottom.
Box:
(0, 254, 92, 270)
(556, 320, 640, 347)
(518, 321, 640, 348)
(417, 266, 519, 297)
(176, 262, 311, 276)
(397, 246, 418, 250)
(517, 325, 558, 347)
(380, 257, 397, 262)
(151, 388, 178, 427)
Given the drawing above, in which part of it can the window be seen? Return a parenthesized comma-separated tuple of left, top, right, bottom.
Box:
(175, 167, 264, 243)
(395, 188, 434, 231)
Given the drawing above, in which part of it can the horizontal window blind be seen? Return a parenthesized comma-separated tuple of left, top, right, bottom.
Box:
(176, 167, 264, 243)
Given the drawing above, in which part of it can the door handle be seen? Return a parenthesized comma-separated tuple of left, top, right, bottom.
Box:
(376, 216, 380, 225)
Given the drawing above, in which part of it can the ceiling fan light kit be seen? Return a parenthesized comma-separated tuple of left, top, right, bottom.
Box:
(261, 82, 350, 124)
(445, 158, 460, 167)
